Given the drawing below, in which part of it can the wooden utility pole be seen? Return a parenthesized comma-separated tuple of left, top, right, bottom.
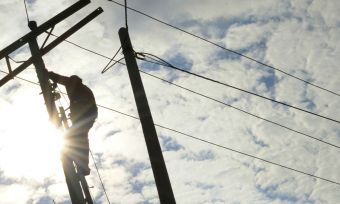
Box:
(119, 27, 176, 203)
(28, 21, 59, 125)
(0, 1, 103, 203)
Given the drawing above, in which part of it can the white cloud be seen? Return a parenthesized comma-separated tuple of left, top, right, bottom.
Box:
(0, 0, 339, 203)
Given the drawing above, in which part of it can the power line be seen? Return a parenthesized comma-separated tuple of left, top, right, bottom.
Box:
(153, 124, 340, 186)
(124, 0, 128, 29)
(0, 70, 39, 85)
(15, 29, 340, 145)
(101, 47, 122, 73)
(18, 32, 340, 147)
(94, 105, 340, 187)
(23, 0, 30, 23)
(97, 102, 340, 187)
(136, 52, 340, 125)
(138, 69, 340, 150)
(90, 150, 111, 204)
(47, 32, 120, 62)
(107, 0, 340, 98)
(42, 11, 340, 124)
(4, 69, 340, 187)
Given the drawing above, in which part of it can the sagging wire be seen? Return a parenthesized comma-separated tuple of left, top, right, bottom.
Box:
(5, 71, 340, 186)
(101, 46, 123, 74)
(108, 0, 340, 97)
(124, 0, 128, 29)
(90, 150, 111, 204)
(101, 0, 128, 74)
(136, 52, 340, 125)
(23, 0, 30, 24)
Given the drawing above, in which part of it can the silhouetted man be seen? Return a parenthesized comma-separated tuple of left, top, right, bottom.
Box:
(49, 71, 98, 176)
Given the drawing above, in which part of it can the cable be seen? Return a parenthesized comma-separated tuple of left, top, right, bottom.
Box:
(23, 0, 30, 23)
(42, 9, 340, 125)
(4, 70, 340, 186)
(97, 102, 340, 186)
(7, 29, 339, 147)
(7, 67, 340, 151)
(45, 32, 122, 62)
(101, 46, 122, 73)
(0, 70, 39, 85)
(138, 69, 340, 150)
(137, 52, 340, 125)
(153, 124, 340, 186)
(107, 0, 340, 98)
(96, 104, 340, 187)
(8, 29, 339, 148)
(124, 0, 128, 29)
(90, 150, 111, 204)
(102, 57, 125, 73)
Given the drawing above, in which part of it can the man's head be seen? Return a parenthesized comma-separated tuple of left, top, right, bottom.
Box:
(70, 75, 82, 87)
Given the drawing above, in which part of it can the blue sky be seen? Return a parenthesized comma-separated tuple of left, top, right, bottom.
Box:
(0, 0, 340, 203)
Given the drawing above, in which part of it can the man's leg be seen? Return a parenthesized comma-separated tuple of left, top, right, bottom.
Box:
(73, 119, 95, 176)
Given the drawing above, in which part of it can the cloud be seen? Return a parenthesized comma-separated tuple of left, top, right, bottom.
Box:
(0, 0, 340, 203)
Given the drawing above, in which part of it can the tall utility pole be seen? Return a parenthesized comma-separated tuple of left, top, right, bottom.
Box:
(119, 27, 176, 204)
(0, 1, 103, 203)
(28, 21, 59, 125)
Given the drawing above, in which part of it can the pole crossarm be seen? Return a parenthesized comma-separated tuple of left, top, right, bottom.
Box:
(0, 0, 90, 61)
(0, 7, 103, 87)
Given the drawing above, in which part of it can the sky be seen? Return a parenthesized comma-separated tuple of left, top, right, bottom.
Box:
(0, 0, 340, 203)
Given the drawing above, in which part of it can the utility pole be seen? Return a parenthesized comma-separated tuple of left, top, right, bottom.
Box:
(28, 21, 59, 125)
(119, 27, 176, 204)
(0, 1, 103, 203)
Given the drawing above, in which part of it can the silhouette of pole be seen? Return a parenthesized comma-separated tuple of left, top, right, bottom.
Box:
(119, 27, 176, 204)
(28, 21, 59, 125)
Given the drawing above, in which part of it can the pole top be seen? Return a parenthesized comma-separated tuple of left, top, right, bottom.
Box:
(28, 21, 37, 30)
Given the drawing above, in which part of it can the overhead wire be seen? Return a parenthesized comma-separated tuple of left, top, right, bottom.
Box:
(46, 32, 117, 61)
(6, 72, 340, 187)
(6, 0, 339, 195)
(107, 0, 340, 98)
(138, 69, 340, 150)
(101, 47, 122, 73)
(23, 0, 30, 24)
(101, 0, 128, 74)
(124, 0, 128, 29)
(7, 13, 338, 184)
(136, 52, 340, 125)
(0, 70, 39, 85)
(22, 32, 340, 148)
(90, 150, 111, 204)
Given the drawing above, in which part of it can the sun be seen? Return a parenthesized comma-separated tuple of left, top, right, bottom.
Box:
(0, 91, 66, 182)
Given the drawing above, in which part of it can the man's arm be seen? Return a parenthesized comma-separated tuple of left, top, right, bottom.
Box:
(48, 71, 70, 85)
